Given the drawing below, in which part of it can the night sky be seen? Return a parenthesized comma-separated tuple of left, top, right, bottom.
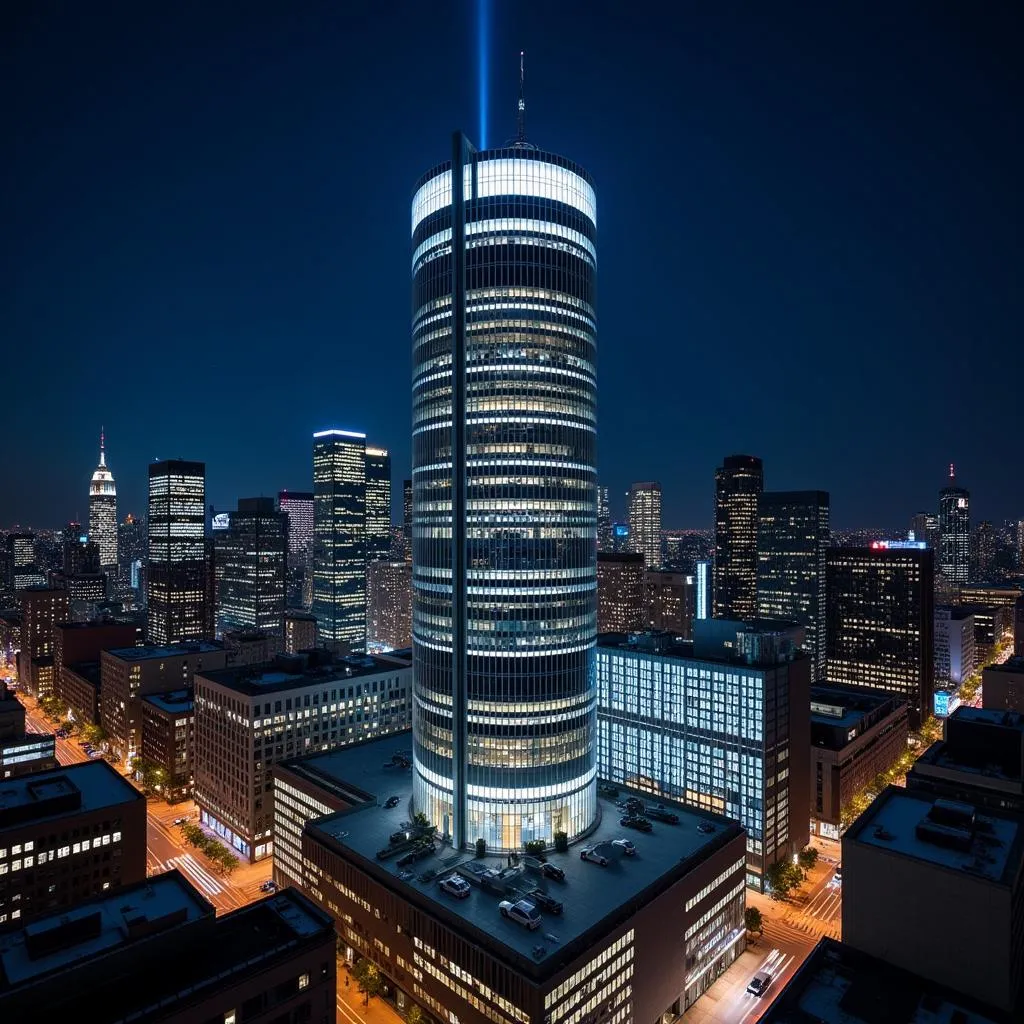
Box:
(5, 1, 1022, 529)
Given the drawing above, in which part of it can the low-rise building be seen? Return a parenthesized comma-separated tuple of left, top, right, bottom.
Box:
(597, 619, 811, 890)
(809, 685, 909, 839)
(193, 650, 412, 862)
(223, 628, 283, 666)
(0, 760, 146, 928)
(140, 690, 194, 802)
(0, 688, 25, 742)
(99, 641, 226, 761)
(960, 603, 1012, 662)
(0, 735, 57, 780)
(52, 620, 139, 708)
(60, 661, 102, 725)
(275, 733, 749, 1023)
(842, 785, 1024, 1014)
(984, 656, 1024, 713)
(283, 610, 317, 653)
(0, 870, 336, 1023)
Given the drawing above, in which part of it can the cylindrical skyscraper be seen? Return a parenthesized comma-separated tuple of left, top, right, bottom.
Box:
(411, 135, 598, 851)
(88, 429, 118, 571)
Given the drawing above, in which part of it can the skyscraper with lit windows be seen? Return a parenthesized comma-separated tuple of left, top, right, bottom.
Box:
(364, 446, 392, 563)
(627, 481, 661, 568)
(88, 429, 117, 571)
(938, 464, 970, 585)
(312, 430, 366, 648)
(714, 454, 763, 619)
(411, 129, 597, 850)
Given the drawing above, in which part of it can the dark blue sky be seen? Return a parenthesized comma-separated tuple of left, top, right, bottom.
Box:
(5, 1, 1022, 529)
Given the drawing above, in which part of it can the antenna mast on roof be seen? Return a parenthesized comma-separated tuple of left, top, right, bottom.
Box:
(517, 51, 526, 144)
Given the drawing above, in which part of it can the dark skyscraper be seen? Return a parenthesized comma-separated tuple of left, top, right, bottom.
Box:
(597, 485, 611, 552)
(364, 445, 392, 563)
(757, 490, 830, 681)
(826, 543, 934, 727)
(147, 459, 207, 644)
(713, 454, 764, 620)
(312, 429, 366, 648)
(411, 131, 597, 850)
(402, 478, 413, 547)
(938, 464, 970, 585)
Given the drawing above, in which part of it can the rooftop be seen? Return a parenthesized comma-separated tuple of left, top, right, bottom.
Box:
(64, 660, 101, 685)
(810, 686, 905, 738)
(985, 657, 1024, 675)
(301, 732, 745, 979)
(845, 786, 1022, 886)
(0, 760, 142, 833)
(140, 689, 194, 715)
(103, 641, 224, 662)
(761, 937, 1010, 1024)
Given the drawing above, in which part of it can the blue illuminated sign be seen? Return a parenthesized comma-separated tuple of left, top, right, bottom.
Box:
(613, 524, 629, 538)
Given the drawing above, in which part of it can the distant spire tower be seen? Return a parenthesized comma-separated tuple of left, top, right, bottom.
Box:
(89, 425, 118, 570)
(517, 50, 526, 143)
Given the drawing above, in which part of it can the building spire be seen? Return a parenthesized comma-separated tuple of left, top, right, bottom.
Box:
(517, 50, 526, 144)
(100, 426, 107, 467)
(949, 461, 955, 482)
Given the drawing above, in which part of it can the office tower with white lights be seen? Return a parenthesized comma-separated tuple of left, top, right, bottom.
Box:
(278, 491, 314, 569)
(312, 430, 367, 649)
(939, 464, 970, 584)
(87, 429, 117, 571)
(365, 445, 392, 563)
(367, 560, 413, 650)
(147, 460, 207, 644)
(757, 490, 830, 681)
(402, 478, 413, 548)
(597, 485, 612, 551)
(714, 455, 764, 619)
(627, 481, 662, 568)
(910, 510, 939, 549)
(411, 130, 598, 850)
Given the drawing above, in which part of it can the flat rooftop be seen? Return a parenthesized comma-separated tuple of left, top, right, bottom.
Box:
(985, 657, 1024, 675)
(0, 760, 142, 832)
(64, 660, 101, 684)
(104, 641, 224, 662)
(301, 732, 745, 977)
(810, 686, 901, 730)
(845, 786, 1022, 886)
(141, 689, 194, 715)
(761, 937, 1010, 1023)
(199, 653, 409, 696)
(947, 706, 1024, 730)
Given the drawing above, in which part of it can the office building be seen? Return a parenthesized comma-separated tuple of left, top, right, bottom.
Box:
(959, 602, 1012, 661)
(627, 481, 662, 568)
(366, 560, 412, 650)
(0, 871, 336, 1024)
(974, 520, 997, 579)
(147, 460, 207, 645)
(597, 620, 811, 889)
(761, 936, 1010, 1024)
(6, 535, 44, 595)
(0, 760, 146, 928)
(938, 464, 971, 585)
(100, 641, 226, 762)
(274, 732, 748, 1022)
(1016, 597, 1024, 657)
(808, 685, 909, 839)
(907, 706, 1024, 814)
(62, 527, 98, 577)
(140, 690, 194, 802)
(312, 429, 367, 649)
(222, 629, 282, 666)
(411, 133, 598, 850)
(597, 552, 645, 632)
(277, 490, 314, 568)
(958, 582, 1023, 611)
(215, 497, 288, 636)
(695, 559, 711, 621)
(645, 569, 695, 638)
(842, 785, 1023, 1014)
(60, 661, 102, 727)
(193, 650, 411, 861)
(611, 522, 630, 552)
(87, 429, 117, 571)
(0, 688, 26, 742)
(984, 657, 1024, 713)
(0, 689, 56, 780)
(365, 445, 392, 563)
(934, 605, 976, 686)
(597, 485, 612, 551)
(757, 490, 830, 681)
(826, 544, 934, 728)
(713, 454, 764, 620)
(17, 588, 68, 698)
(283, 610, 317, 654)
(909, 510, 939, 550)
(53, 620, 138, 706)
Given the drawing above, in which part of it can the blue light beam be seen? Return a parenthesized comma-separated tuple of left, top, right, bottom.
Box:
(477, 0, 489, 148)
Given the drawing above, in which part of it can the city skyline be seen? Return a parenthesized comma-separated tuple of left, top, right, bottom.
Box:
(6, 4, 1022, 527)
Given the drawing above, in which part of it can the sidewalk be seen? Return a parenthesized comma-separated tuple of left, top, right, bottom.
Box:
(337, 964, 406, 1024)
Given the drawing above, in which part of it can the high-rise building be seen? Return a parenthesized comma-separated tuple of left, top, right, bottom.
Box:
(402, 478, 413, 541)
(411, 132, 597, 849)
(596, 552, 645, 633)
(826, 544, 935, 728)
(6, 534, 44, 594)
(597, 485, 612, 551)
(147, 460, 207, 645)
(17, 587, 69, 698)
(283, 610, 317, 653)
(938, 464, 971, 585)
(277, 490, 314, 568)
(312, 430, 366, 648)
(757, 490, 830, 681)
(364, 445, 392, 563)
(972, 519, 996, 579)
(627, 481, 662, 569)
(87, 429, 117, 571)
(695, 559, 711, 621)
(644, 569, 695, 639)
(934, 606, 976, 687)
(909, 511, 939, 549)
(215, 497, 288, 636)
(366, 560, 412, 650)
(713, 454, 764, 619)
(116, 513, 146, 605)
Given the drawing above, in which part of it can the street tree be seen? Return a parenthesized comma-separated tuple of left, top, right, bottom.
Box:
(406, 1004, 427, 1024)
(352, 959, 382, 1006)
(744, 906, 763, 936)
(797, 846, 819, 869)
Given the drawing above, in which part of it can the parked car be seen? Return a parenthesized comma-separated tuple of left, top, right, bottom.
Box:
(540, 862, 565, 882)
(498, 900, 541, 930)
(580, 846, 609, 866)
(384, 796, 401, 809)
(439, 875, 471, 899)
(646, 807, 679, 825)
(619, 816, 653, 833)
(624, 797, 645, 813)
(612, 838, 637, 857)
(747, 970, 773, 998)
(174, 817, 189, 826)
(260, 880, 278, 893)
(525, 888, 563, 915)
(697, 821, 717, 834)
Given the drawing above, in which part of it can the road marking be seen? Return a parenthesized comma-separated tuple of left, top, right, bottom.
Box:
(336, 990, 365, 1024)
(167, 854, 223, 895)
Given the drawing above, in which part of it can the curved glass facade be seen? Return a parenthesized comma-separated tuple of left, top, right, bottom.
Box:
(411, 145, 598, 851)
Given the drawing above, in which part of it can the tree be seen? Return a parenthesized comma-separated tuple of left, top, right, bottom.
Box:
(412, 811, 430, 827)
(352, 958, 382, 1006)
(744, 906, 763, 936)
(554, 830, 568, 853)
(81, 724, 106, 746)
(764, 860, 804, 900)
(406, 1004, 427, 1024)
(475, 838, 487, 858)
(797, 846, 819, 870)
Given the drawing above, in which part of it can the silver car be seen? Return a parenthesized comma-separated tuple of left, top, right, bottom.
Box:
(498, 899, 541, 930)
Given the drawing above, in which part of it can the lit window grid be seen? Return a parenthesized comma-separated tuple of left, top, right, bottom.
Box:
(627, 484, 662, 570)
(713, 463, 763, 621)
